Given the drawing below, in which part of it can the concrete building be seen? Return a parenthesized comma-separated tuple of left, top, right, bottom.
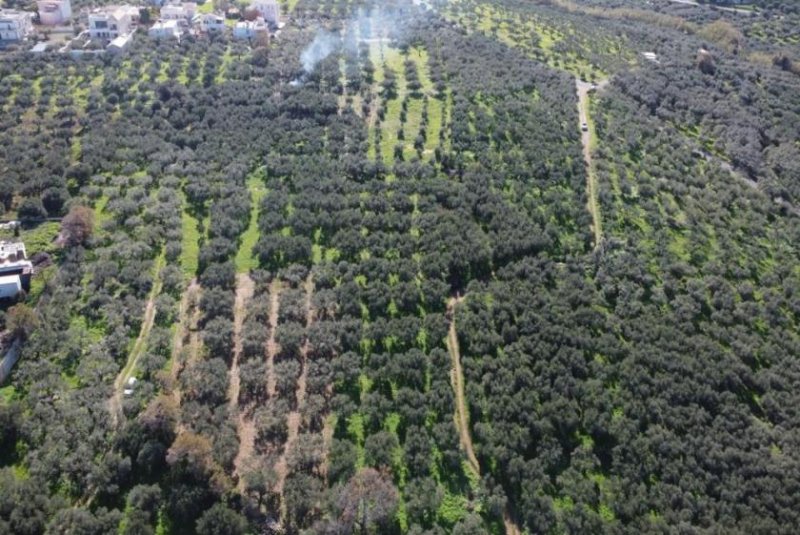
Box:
(197, 12, 225, 33)
(107, 32, 133, 53)
(37, 0, 71, 26)
(0, 10, 33, 42)
(149, 19, 182, 39)
(248, 0, 279, 25)
(0, 276, 22, 300)
(160, 2, 196, 21)
(0, 242, 33, 296)
(88, 5, 139, 41)
(233, 17, 268, 40)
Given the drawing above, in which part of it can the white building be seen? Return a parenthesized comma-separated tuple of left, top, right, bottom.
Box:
(0, 10, 33, 42)
(149, 19, 182, 39)
(160, 2, 196, 21)
(88, 5, 139, 41)
(0, 242, 33, 296)
(197, 12, 225, 33)
(0, 275, 21, 300)
(37, 0, 71, 26)
(248, 0, 279, 25)
(233, 17, 268, 40)
(107, 32, 133, 53)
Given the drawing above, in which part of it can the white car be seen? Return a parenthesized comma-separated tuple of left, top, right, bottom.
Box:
(581, 122, 588, 132)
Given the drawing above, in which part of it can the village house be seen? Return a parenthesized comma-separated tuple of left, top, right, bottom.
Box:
(0, 242, 33, 299)
(248, 0, 280, 25)
(107, 31, 133, 53)
(149, 19, 182, 39)
(37, 0, 71, 26)
(160, 2, 196, 21)
(233, 17, 268, 40)
(197, 12, 225, 33)
(0, 9, 33, 42)
(88, 5, 139, 41)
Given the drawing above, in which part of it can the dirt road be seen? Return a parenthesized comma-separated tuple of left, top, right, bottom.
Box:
(576, 78, 608, 249)
(275, 274, 314, 519)
(230, 273, 256, 491)
(446, 295, 480, 476)
(447, 295, 523, 535)
(108, 252, 164, 428)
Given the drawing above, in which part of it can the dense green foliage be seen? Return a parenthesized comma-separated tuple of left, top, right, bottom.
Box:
(0, 0, 799, 533)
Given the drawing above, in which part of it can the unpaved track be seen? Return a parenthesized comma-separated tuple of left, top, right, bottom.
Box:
(266, 280, 282, 398)
(109, 254, 164, 428)
(276, 274, 314, 516)
(447, 295, 523, 535)
(171, 279, 201, 436)
(446, 295, 480, 476)
(576, 78, 608, 249)
(320, 401, 335, 483)
(231, 274, 256, 491)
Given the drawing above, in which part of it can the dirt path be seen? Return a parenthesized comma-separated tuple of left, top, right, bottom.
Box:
(109, 252, 165, 428)
(446, 295, 480, 476)
(275, 274, 314, 515)
(171, 279, 201, 437)
(668, 0, 755, 15)
(230, 274, 256, 490)
(266, 279, 282, 398)
(320, 406, 335, 483)
(576, 78, 607, 249)
(692, 146, 800, 218)
(447, 295, 523, 535)
(169, 279, 199, 397)
(504, 513, 523, 535)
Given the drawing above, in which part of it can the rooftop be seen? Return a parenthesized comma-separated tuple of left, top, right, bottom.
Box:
(108, 33, 132, 47)
(0, 242, 26, 263)
(152, 19, 180, 29)
(89, 5, 139, 19)
(0, 8, 32, 21)
(0, 274, 21, 285)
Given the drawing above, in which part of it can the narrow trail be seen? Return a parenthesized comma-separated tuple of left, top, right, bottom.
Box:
(446, 295, 480, 476)
(691, 146, 800, 218)
(447, 296, 480, 474)
(276, 274, 314, 515)
(576, 78, 607, 250)
(109, 252, 165, 428)
(504, 514, 523, 535)
(171, 279, 201, 436)
(231, 273, 256, 490)
(447, 295, 523, 535)
(320, 401, 335, 483)
(668, 0, 756, 15)
(266, 279, 282, 398)
(169, 279, 199, 397)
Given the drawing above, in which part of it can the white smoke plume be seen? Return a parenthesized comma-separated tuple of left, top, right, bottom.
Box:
(297, 4, 410, 76)
(300, 31, 340, 74)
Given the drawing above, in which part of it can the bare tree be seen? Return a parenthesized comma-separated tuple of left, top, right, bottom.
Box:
(60, 205, 94, 247)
